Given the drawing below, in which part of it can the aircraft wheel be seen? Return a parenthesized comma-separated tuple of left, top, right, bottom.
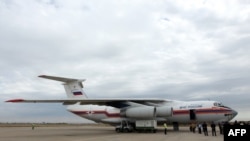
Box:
(115, 128, 120, 133)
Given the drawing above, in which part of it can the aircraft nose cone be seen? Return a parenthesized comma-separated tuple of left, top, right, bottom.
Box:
(232, 109, 238, 117)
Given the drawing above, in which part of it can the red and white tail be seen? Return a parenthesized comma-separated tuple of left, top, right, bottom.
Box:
(39, 75, 88, 99)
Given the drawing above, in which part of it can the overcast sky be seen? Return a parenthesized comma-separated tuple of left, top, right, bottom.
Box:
(1, 0, 250, 123)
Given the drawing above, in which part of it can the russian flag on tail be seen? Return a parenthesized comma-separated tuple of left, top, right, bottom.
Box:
(73, 91, 83, 96)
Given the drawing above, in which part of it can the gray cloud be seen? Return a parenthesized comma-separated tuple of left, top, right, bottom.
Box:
(1, 0, 250, 122)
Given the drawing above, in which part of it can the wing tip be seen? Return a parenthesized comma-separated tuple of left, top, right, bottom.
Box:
(6, 99, 24, 102)
(38, 75, 46, 78)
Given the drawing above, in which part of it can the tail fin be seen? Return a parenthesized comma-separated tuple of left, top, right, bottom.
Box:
(38, 75, 88, 99)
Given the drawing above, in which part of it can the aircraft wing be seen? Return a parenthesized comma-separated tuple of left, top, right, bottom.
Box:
(6, 98, 169, 108)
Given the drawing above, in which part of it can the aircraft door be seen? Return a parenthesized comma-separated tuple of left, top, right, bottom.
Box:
(189, 109, 196, 120)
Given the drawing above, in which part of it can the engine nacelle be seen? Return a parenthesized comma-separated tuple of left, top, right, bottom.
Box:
(121, 106, 156, 119)
(156, 106, 173, 117)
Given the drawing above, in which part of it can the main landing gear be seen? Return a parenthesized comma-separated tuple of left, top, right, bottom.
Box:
(115, 121, 134, 133)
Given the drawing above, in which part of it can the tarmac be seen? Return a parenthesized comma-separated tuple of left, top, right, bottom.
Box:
(0, 125, 223, 141)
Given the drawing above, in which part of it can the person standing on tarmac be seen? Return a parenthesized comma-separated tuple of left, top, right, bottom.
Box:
(31, 123, 35, 130)
(191, 122, 196, 133)
(198, 123, 202, 134)
(211, 122, 216, 136)
(202, 122, 208, 136)
(218, 122, 223, 135)
(164, 123, 167, 135)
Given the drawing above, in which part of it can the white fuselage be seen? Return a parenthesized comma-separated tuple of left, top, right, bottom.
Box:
(66, 100, 237, 125)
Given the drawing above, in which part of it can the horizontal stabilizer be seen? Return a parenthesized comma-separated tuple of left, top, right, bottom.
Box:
(38, 75, 86, 83)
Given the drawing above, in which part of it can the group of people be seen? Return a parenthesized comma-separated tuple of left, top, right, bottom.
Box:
(190, 121, 222, 136)
(190, 120, 250, 136)
(164, 121, 220, 136)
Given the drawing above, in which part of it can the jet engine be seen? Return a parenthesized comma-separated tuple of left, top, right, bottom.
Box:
(156, 106, 173, 117)
(120, 106, 156, 119)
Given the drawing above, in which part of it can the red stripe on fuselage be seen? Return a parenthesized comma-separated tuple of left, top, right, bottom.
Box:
(71, 110, 120, 118)
(71, 107, 232, 118)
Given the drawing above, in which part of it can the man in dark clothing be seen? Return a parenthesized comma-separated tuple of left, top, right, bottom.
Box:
(211, 122, 216, 136)
(202, 122, 208, 136)
(218, 122, 223, 134)
(234, 120, 240, 125)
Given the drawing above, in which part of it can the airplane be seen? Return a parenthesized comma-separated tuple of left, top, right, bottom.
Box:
(6, 75, 238, 132)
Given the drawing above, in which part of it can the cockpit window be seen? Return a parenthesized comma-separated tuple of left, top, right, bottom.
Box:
(214, 102, 218, 106)
(214, 102, 229, 108)
(218, 102, 223, 106)
(214, 102, 221, 106)
(214, 102, 224, 107)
